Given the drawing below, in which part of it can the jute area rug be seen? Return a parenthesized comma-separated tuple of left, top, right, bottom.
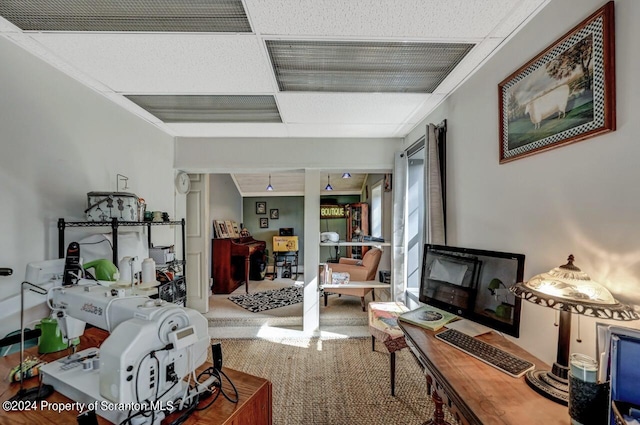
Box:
(213, 337, 456, 425)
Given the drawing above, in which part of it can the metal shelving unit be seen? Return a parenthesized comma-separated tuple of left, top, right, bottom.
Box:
(57, 217, 186, 305)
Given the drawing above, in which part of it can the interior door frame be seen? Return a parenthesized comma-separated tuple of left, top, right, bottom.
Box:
(184, 173, 210, 313)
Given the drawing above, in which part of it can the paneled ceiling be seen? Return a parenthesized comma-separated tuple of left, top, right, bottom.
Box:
(233, 172, 368, 196)
(0, 0, 550, 140)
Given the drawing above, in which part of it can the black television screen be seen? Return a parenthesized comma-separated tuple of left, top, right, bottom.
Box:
(420, 244, 525, 337)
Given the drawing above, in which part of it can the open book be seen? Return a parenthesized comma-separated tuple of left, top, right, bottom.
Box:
(399, 305, 459, 331)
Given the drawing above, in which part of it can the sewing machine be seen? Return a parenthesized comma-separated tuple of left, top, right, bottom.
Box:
(40, 283, 211, 425)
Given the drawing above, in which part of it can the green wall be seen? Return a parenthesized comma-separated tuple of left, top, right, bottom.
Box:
(242, 195, 362, 269)
(243, 196, 305, 267)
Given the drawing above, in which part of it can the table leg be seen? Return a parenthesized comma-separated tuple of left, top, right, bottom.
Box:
(390, 351, 396, 396)
(271, 253, 277, 280)
(360, 297, 366, 312)
(244, 255, 251, 294)
(423, 388, 451, 425)
(371, 336, 375, 352)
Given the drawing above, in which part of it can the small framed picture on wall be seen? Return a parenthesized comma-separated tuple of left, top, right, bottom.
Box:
(259, 217, 269, 228)
(270, 209, 279, 219)
(256, 202, 267, 215)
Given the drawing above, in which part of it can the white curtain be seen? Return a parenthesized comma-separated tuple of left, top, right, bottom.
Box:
(425, 123, 445, 245)
(392, 151, 408, 302)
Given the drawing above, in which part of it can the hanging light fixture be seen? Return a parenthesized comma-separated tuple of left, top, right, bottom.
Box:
(342, 172, 351, 179)
(325, 174, 333, 191)
(266, 174, 274, 191)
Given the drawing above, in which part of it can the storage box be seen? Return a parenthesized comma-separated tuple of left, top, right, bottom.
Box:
(149, 246, 175, 265)
(273, 236, 298, 252)
(85, 192, 141, 222)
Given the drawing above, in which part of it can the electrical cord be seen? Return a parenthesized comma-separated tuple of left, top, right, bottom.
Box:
(119, 344, 175, 425)
(165, 365, 238, 425)
(79, 238, 114, 249)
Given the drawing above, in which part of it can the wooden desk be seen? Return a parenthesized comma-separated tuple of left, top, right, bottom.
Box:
(398, 320, 569, 425)
(0, 328, 272, 425)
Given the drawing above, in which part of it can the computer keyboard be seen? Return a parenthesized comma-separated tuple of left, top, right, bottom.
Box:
(435, 328, 535, 378)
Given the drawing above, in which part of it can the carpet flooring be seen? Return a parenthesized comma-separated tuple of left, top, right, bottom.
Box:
(213, 337, 453, 425)
(207, 279, 384, 339)
(228, 286, 303, 313)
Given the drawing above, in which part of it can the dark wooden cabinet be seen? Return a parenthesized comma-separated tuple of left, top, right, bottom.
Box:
(346, 202, 369, 259)
(211, 237, 266, 294)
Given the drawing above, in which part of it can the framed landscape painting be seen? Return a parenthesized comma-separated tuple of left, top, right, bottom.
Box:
(498, 2, 615, 163)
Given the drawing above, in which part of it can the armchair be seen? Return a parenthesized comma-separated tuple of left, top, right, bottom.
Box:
(324, 248, 383, 311)
(330, 248, 382, 281)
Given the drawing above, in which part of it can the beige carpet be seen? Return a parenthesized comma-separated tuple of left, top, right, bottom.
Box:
(215, 337, 455, 425)
(207, 278, 390, 339)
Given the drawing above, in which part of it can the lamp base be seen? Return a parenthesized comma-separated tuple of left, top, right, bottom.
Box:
(524, 364, 569, 405)
(9, 384, 54, 402)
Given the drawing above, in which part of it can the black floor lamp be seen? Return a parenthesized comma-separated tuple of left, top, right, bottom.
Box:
(8, 281, 54, 402)
(510, 255, 639, 405)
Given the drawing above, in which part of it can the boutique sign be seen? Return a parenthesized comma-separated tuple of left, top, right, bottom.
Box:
(320, 205, 345, 219)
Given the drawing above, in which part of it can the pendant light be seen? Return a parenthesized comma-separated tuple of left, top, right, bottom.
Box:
(341, 172, 351, 179)
(325, 174, 333, 191)
(266, 174, 274, 191)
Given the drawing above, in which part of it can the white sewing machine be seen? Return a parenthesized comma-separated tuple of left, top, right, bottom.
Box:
(40, 283, 211, 425)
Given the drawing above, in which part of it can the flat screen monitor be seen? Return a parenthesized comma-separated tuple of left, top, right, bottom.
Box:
(420, 244, 525, 337)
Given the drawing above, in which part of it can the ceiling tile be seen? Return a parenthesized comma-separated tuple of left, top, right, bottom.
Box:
(125, 95, 282, 123)
(0, 0, 251, 32)
(246, 0, 521, 39)
(31, 34, 275, 93)
(277, 93, 428, 124)
(0, 0, 550, 140)
(266, 40, 474, 93)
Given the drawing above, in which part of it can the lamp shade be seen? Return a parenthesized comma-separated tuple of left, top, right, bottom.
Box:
(325, 174, 333, 191)
(509, 254, 638, 405)
(510, 255, 638, 320)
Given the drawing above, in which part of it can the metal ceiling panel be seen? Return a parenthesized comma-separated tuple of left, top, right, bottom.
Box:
(125, 95, 282, 123)
(266, 40, 475, 93)
(0, 0, 251, 32)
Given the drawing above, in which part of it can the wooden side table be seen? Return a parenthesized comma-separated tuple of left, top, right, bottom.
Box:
(368, 301, 410, 395)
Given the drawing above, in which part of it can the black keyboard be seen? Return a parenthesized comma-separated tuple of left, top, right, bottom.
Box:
(435, 328, 535, 378)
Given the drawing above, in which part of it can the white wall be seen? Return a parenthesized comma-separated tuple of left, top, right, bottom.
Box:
(175, 137, 401, 173)
(0, 36, 176, 302)
(406, 0, 640, 364)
